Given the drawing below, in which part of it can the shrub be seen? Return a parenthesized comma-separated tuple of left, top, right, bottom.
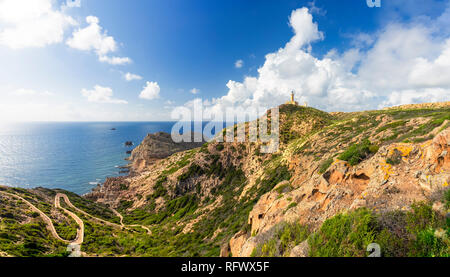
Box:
(286, 202, 297, 211)
(376, 120, 407, 133)
(252, 222, 310, 257)
(152, 176, 168, 199)
(338, 139, 378, 166)
(215, 144, 225, 151)
(444, 189, 450, 209)
(274, 183, 292, 194)
(308, 208, 377, 257)
(119, 183, 128, 190)
(177, 164, 204, 182)
(319, 158, 334, 174)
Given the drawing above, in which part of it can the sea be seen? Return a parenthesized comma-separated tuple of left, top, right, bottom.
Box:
(0, 122, 180, 195)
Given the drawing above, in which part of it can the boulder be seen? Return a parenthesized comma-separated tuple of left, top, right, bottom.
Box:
(289, 241, 309, 257)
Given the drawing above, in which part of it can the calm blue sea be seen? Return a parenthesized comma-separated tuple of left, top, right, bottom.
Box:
(0, 122, 178, 195)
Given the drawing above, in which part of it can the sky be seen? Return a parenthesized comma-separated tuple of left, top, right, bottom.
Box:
(0, 0, 449, 121)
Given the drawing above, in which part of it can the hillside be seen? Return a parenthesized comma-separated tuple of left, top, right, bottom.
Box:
(1, 103, 449, 257)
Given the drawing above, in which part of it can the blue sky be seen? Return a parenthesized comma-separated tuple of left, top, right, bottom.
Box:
(0, 0, 449, 121)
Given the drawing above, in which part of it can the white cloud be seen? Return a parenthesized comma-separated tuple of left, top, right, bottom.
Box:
(139, 81, 160, 100)
(124, 72, 142, 81)
(99, 55, 132, 65)
(235, 59, 244, 68)
(190, 88, 200, 94)
(188, 6, 450, 116)
(81, 85, 127, 104)
(67, 16, 131, 65)
(0, 0, 77, 49)
(62, 0, 81, 9)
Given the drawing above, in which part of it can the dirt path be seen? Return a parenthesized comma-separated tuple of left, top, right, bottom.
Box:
(54, 193, 84, 244)
(57, 193, 122, 229)
(0, 190, 152, 249)
(111, 208, 152, 235)
(0, 191, 73, 244)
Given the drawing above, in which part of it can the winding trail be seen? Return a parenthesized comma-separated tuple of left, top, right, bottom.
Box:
(0, 190, 152, 248)
(0, 191, 80, 244)
(54, 194, 84, 244)
(56, 193, 122, 229)
(111, 208, 152, 235)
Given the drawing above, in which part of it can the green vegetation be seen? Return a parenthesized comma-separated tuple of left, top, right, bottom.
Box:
(215, 144, 225, 151)
(162, 149, 197, 175)
(274, 183, 292, 194)
(53, 211, 78, 241)
(338, 139, 379, 166)
(308, 199, 450, 257)
(386, 157, 402, 166)
(0, 194, 68, 257)
(279, 105, 334, 144)
(376, 120, 407, 133)
(309, 208, 378, 257)
(56, 189, 120, 224)
(119, 183, 128, 190)
(152, 176, 168, 199)
(319, 158, 334, 174)
(177, 163, 204, 183)
(286, 202, 297, 211)
(251, 222, 310, 257)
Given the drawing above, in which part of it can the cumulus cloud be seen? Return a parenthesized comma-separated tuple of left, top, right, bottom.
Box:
(188, 6, 450, 117)
(81, 85, 127, 104)
(67, 16, 131, 65)
(190, 88, 200, 95)
(124, 72, 142, 81)
(139, 81, 160, 100)
(235, 59, 244, 68)
(0, 0, 77, 49)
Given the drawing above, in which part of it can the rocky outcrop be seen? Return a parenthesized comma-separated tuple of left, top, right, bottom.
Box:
(128, 132, 205, 172)
(231, 130, 450, 256)
(85, 176, 129, 205)
(289, 241, 309, 257)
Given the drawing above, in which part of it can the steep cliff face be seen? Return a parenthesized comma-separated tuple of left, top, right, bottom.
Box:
(128, 132, 204, 172)
(230, 130, 450, 256)
(88, 103, 450, 257)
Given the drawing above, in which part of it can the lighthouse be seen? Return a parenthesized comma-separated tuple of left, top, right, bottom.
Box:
(286, 91, 299, 105)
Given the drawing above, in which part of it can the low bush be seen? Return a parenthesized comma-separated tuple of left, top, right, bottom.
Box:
(251, 222, 310, 257)
(338, 139, 378, 166)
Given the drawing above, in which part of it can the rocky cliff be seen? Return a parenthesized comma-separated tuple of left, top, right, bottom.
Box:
(86, 103, 449, 257)
(128, 132, 205, 172)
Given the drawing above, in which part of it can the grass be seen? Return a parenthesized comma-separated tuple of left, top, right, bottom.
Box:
(309, 208, 377, 257)
(251, 222, 310, 257)
(376, 120, 407, 133)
